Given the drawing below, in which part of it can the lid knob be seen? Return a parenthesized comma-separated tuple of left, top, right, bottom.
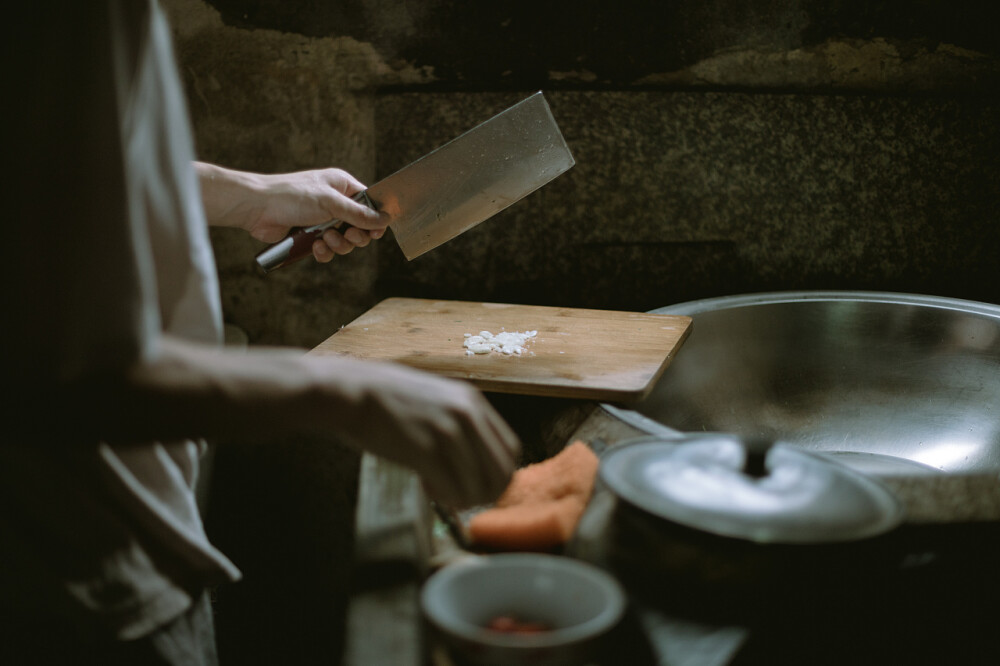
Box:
(741, 437, 774, 479)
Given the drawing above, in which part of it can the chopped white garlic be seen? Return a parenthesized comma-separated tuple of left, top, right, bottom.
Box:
(463, 329, 537, 356)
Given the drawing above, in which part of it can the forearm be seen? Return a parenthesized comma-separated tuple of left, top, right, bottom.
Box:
(46, 335, 519, 507)
(194, 161, 267, 230)
(72, 336, 348, 445)
(193, 162, 387, 251)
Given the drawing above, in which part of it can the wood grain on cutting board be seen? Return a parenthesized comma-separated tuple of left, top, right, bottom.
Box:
(310, 298, 691, 402)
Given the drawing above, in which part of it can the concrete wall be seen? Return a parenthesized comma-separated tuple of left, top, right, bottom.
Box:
(161, 1, 999, 663)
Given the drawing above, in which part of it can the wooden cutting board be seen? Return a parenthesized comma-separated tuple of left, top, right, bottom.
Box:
(310, 298, 691, 402)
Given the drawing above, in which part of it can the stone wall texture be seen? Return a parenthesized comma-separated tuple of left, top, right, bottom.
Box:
(167, 0, 1000, 350)
(161, 1, 1000, 663)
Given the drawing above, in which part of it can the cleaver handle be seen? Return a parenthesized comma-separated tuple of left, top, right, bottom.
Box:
(254, 190, 374, 274)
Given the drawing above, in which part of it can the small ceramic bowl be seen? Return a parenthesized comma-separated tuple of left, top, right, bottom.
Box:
(420, 553, 626, 666)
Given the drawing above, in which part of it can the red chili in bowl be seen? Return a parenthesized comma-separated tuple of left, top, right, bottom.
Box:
(486, 615, 552, 634)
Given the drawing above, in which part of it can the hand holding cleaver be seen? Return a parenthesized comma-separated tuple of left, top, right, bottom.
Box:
(255, 91, 575, 273)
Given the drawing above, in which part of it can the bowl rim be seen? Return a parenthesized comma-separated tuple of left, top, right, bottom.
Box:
(647, 289, 1000, 318)
(420, 553, 627, 648)
(601, 289, 1000, 470)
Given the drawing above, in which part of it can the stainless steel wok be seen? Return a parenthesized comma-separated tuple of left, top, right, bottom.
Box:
(603, 291, 1000, 475)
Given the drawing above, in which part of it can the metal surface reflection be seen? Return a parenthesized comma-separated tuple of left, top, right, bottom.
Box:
(603, 291, 1000, 475)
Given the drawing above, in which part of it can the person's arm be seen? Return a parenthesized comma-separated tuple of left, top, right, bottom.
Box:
(195, 162, 388, 263)
(63, 335, 519, 508)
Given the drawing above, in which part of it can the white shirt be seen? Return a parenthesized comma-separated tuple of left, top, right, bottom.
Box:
(2, 0, 240, 640)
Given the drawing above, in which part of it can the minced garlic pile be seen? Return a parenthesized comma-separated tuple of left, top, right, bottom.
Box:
(463, 330, 537, 356)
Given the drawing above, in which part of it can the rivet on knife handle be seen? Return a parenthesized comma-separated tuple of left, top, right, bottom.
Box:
(254, 190, 375, 274)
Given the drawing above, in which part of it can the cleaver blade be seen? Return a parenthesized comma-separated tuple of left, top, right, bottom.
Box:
(255, 91, 574, 272)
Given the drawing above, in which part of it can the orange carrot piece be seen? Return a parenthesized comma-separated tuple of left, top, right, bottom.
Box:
(468, 441, 600, 551)
(468, 497, 586, 551)
(494, 441, 599, 507)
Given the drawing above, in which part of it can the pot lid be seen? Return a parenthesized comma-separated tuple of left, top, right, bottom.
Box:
(599, 435, 905, 544)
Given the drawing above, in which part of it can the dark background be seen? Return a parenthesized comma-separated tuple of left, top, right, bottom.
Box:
(164, 1, 1000, 664)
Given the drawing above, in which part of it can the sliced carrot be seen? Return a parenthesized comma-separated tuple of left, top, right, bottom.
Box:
(494, 441, 599, 507)
(468, 441, 600, 551)
(469, 496, 586, 551)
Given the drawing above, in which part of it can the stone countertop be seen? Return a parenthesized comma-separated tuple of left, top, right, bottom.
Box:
(342, 399, 1000, 666)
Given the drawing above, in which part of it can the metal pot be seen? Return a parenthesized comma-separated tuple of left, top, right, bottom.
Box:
(599, 434, 904, 545)
(603, 291, 1000, 476)
(597, 434, 911, 622)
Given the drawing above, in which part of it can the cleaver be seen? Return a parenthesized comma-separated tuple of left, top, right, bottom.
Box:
(255, 91, 575, 273)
